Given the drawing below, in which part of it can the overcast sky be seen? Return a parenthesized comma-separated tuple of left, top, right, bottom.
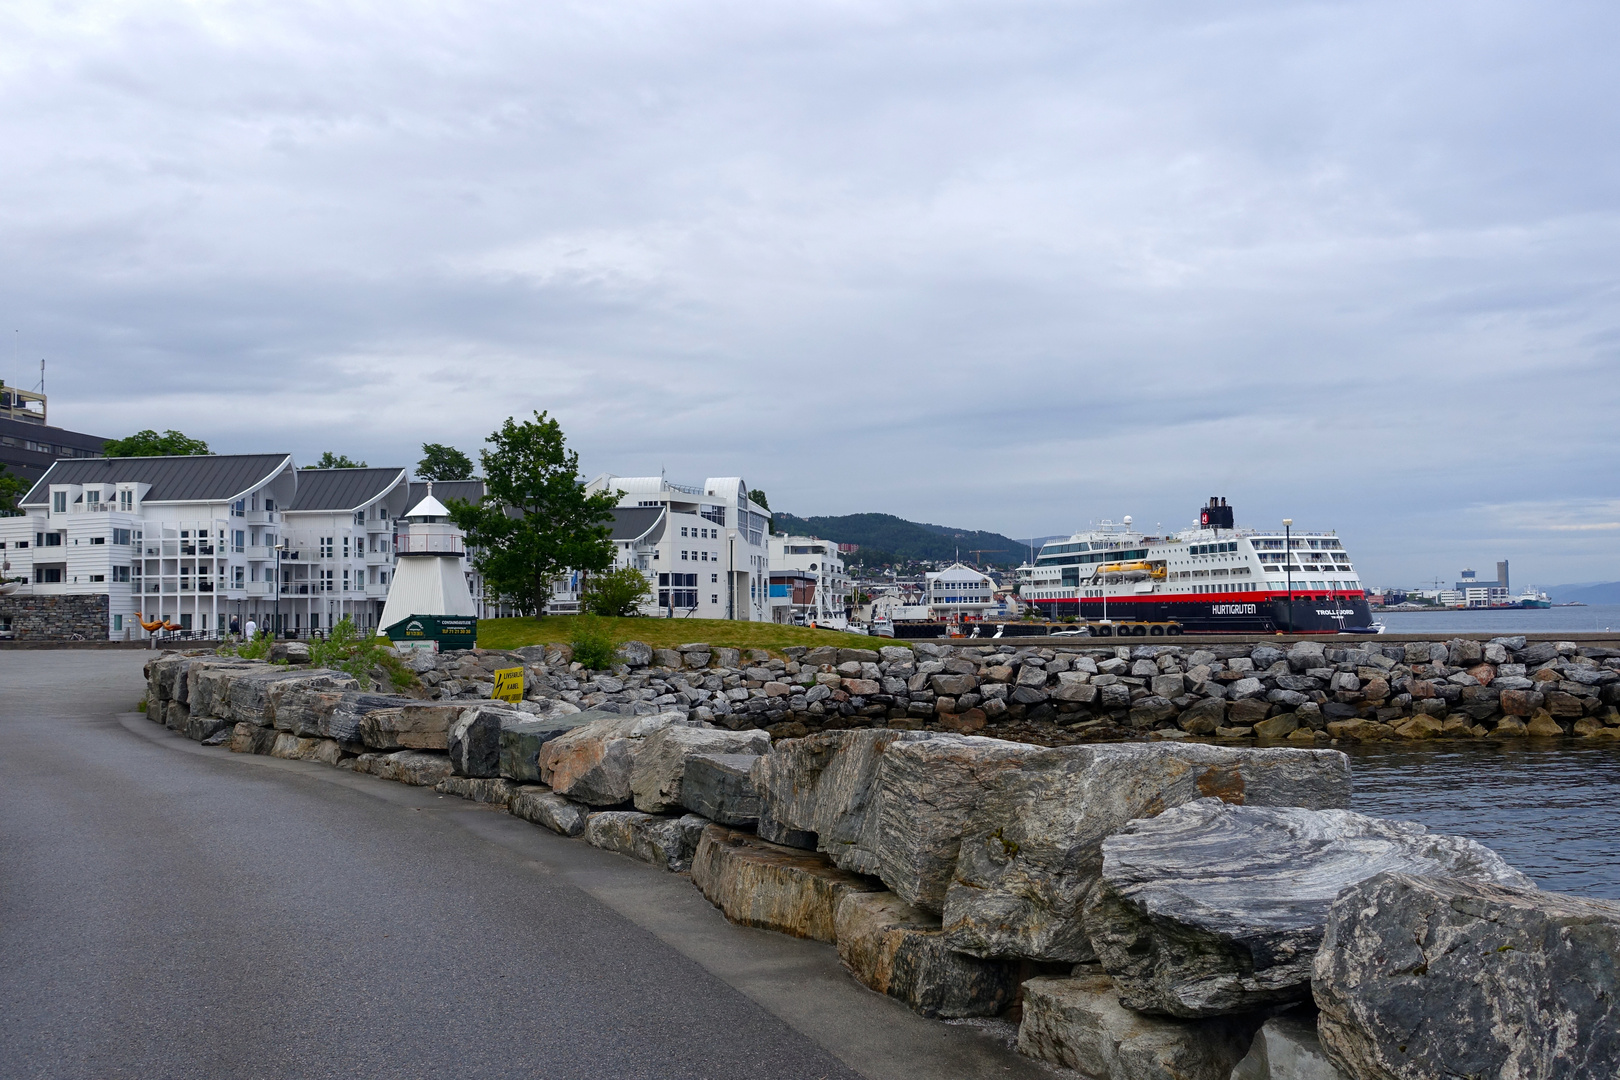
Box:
(2, 1, 1617, 587)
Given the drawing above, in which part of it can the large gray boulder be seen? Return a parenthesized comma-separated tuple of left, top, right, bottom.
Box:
(690, 825, 885, 942)
(872, 735, 1039, 912)
(537, 711, 691, 806)
(352, 750, 452, 786)
(358, 703, 467, 751)
(943, 743, 1351, 962)
(447, 704, 526, 778)
(833, 891, 1017, 1019)
(1016, 972, 1258, 1080)
(680, 753, 764, 825)
(262, 671, 363, 730)
(1314, 872, 1620, 1080)
(323, 693, 421, 743)
(188, 659, 269, 719)
(509, 786, 590, 837)
(583, 811, 709, 872)
(629, 726, 770, 813)
(498, 713, 596, 783)
(1230, 1015, 1348, 1080)
(750, 729, 935, 875)
(1087, 799, 1530, 1017)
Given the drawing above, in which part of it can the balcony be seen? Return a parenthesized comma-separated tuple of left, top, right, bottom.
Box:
(365, 582, 389, 598)
(365, 548, 390, 565)
(244, 546, 270, 561)
(245, 581, 270, 597)
(243, 511, 279, 525)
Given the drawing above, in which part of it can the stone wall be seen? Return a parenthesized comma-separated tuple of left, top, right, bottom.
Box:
(0, 593, 109, 641)
(142, 644, 1620, 1080)
(358, 635, 1619, 746)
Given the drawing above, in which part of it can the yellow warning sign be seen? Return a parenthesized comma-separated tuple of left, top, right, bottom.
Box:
(491, 667, 524, 704)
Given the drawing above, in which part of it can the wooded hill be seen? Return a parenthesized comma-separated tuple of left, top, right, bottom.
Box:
(771, 511, 1034, 568)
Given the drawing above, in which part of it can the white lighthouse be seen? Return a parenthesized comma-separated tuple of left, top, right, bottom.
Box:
(378, 485, 477, 643)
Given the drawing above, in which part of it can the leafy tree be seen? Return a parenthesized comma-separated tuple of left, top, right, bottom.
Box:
(305, 451, 367, 469)
(582, 565, 652, 617)
(102, 429, 210, 457)
(0, 464, 28, 516)
(446, 411, 620, 615)
(418, 443, 474, 481)
(749, 488, 774, 534)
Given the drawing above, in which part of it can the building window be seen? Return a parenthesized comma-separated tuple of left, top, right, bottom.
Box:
(120, 490, 133, 511)
(320, 537, 334, 558)
(343, 569, 350, 591)
(112, 566, 131, 582)
(711, 574, 718, 583)
(343, 536, 351, 558)
(34, 568, 62, 583)
(52, 492, 66, 513)
(680, 527, 689, 537)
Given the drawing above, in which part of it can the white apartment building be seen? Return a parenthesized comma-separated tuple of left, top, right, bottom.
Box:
(767, 534, 851, 625)
(0, 456, 424, 640)
(924, 562, 997, 621)
(280, 467, 411, 633)
(2, 454, 298, 639)
(583, 474, 771, 620)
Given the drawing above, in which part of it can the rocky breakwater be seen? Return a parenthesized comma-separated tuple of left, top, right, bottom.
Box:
(780, 636, 1620, 746)
(142, 644, 1620, 1080)
(147, 634, 1620, 747)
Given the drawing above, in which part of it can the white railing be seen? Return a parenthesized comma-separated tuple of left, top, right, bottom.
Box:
(394, 534, 463, 555)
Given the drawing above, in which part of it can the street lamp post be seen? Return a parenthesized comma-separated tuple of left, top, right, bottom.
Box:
(1282, 519, 1293, 635)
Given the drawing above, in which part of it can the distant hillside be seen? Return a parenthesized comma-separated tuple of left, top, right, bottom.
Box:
(772, 512, 1032, 567)
(1546, 582, 1620, 605)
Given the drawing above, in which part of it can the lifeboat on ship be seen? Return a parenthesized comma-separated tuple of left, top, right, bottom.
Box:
(1098, 561, 1167, 581)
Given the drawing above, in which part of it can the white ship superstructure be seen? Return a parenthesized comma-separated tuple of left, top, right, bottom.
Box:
(1018, 498, 1374, 634)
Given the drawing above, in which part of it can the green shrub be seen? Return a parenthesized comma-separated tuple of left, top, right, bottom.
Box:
(581, 566, 652, 617)
(218, 630, 272, 660)
(308, 617, 416, 691)
(569, 615, 618, 671)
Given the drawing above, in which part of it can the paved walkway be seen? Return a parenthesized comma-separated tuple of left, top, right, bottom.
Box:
(0, 651, 1045, 1079)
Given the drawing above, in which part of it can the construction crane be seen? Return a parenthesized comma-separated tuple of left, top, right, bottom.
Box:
(968, 549, 1005, 567)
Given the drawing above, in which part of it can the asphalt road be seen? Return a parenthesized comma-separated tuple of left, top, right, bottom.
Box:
(0, 650, 1050, 1080)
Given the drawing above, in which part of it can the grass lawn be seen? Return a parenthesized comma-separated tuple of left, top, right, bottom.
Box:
(477, 615, 885, 655)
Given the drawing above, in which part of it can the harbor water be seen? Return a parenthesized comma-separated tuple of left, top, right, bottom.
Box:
(1377, 603, 1620, 635)
(1347, 739, 1620, 900)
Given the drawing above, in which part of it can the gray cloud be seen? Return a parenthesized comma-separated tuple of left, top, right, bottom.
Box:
(1, 0, 1617, 586)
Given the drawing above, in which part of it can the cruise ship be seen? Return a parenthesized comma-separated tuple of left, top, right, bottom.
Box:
(1016, 498, 1376, 634)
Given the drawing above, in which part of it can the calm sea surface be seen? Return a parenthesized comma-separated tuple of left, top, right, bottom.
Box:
(1345, 740, 1620, 900)
(1378, 604, 1620, 634)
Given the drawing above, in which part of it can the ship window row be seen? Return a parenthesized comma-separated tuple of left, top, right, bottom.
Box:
(1036, 547, 1147, 568)
(1190, 542, 1237, 555)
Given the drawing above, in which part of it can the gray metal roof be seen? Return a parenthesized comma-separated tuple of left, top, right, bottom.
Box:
(20, 454, 292, 506)
(289, 467, 408, 512)
(609, 506, 666, 542)
(408, 479, 484, 506)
